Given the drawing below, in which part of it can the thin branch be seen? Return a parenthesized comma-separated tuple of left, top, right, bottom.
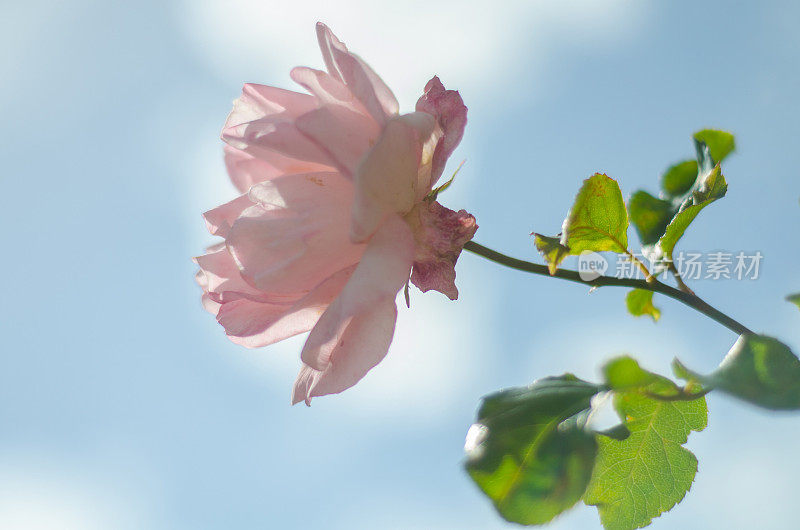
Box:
(667, 261, 696, 296)
(463, 240, 752, 336)
(624, 250, 655, 283)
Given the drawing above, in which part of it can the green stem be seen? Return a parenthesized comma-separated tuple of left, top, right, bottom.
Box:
(463, 241, 752, 336)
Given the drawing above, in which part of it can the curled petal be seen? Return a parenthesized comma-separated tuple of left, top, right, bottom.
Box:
(292, 298, 397, 405)
(407, 200, 478, 300)
(194, 245, 273, 304)
(415, 76, 467, 183)
(200, 292, 221, 315)
(300, 213, 414, 371)
(315, 22, 399, 124)
(202, 194, 254, 237)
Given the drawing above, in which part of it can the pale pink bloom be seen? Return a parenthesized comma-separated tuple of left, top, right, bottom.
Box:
(195, 23, 477, 404)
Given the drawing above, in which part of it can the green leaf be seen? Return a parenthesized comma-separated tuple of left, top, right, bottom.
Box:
(629, 130, 733, 262)
(693, 129, 735, 165)
(675, 334, 800, 410)
(625, 289, 661, 322)
(656, 165, 727, 260)
(787, 293, 800, 311)
(562, 173, 629, 255)
(660, 160, 698, 198)
(602, 356, 688, 399)
(671, 358, 697, 384)
(595, 423, 631, 441)
(584, 393, 707, 530)
(628, 191, 673, 246)
(533, 233, 570, 275)
(465, 376, 602, 525)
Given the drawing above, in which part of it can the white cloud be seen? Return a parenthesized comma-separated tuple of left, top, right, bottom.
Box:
(176, 0, 651, 108)
(0, 455, 151, 530)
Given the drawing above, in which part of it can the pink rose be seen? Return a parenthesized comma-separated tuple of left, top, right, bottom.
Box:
(195, 23, 477, 404)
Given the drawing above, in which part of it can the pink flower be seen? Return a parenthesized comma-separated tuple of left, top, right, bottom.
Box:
(195, 23, 477, 404)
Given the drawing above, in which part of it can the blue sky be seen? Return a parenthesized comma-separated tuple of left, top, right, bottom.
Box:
(2, 1, 800, 528)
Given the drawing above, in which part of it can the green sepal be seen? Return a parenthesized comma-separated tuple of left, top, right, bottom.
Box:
(533, 233, 570, 275)
(426, 159, 464, 201)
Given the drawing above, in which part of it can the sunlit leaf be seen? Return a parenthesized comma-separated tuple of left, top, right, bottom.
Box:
(584, 393, 707, 530)
(594, 423, 631, 441)
(660, 160, 698, 198)
(601, 355, 694, 400)
(656, 165, 727, 260)
(675, 334, 800, 410)
(625, 289, 661, 322)
(465, 376, 602, 525)
(562, 173, 629, 255)
(533, 233, 570, 275)
(628, 191, 673, 246)
(629, 130, 734, 261)
(693, 129, 735, 165)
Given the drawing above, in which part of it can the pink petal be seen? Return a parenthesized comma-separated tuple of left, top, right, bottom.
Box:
(407, 200, 478, 300)
(314, 22, 347, 83)
(226, 172, 364, 295)
(415, 76, 467, 184)
(222, 114, 333, 167)
(194, 245, 274, 304)
(315, 23, 398, 124)
(201, 292, 221, 315)
(222, 83, 335, 165)
(225, 83, 316, 126)
(290, 66, 367, 113)
(216, 265, 355, 348)
(216, 299, 295, 348)
(224, 145, 330, 193)
(350, 113, 439, 243)
(300, 213, 414, 371)
(291, 365, 318, 405)
(295, 104, 381, 178)
(195, 266, 223, 315)
(291, 298, 397, 405)
(202, 193, 254, 237)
